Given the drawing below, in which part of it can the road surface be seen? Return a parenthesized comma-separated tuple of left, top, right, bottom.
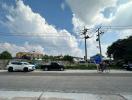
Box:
(0, 70, 132, 94)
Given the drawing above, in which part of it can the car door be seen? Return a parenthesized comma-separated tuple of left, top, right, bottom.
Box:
(50, 63, 56, 70)
(16, 62, 23, 70)
(22, 62, 28, 68)
(53, 63, 59, 69)
(11, 62, 19, 70)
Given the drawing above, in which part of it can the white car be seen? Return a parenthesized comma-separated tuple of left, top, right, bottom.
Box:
(7, 62, 35, 72)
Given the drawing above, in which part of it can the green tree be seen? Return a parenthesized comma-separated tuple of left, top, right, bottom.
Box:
(63, 55, 73, 63)
(42, 55, 49, 59)
(107, 36, 132, 62)
(0, 51, 12, 59)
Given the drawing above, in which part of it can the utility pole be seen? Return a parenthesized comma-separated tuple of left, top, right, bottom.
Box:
(81, 27, 90, 62)
(96, 27, 104, 56)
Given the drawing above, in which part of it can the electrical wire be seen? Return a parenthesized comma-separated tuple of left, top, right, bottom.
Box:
(102, 25, 132, 30)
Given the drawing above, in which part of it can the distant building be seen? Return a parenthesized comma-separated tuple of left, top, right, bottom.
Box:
(16, 52, 43, 60)
(73, 57, 84, 63)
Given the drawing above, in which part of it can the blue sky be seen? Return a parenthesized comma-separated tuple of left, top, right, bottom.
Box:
(0, 0, 73, 41)
(0, 0, 132, 57)
(23, 0, 73, 32)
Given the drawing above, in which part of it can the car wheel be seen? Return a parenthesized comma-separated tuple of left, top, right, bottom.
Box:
(23, 67, 28, 72)
(60, 67, 64, 71)
(44, 67, 48, 71)
(8, 67, 13, 72)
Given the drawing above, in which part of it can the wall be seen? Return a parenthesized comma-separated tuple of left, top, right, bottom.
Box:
(0, 60, 9, 70)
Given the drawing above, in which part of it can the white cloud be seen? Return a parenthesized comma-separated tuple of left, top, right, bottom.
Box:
(67, 0, 132, 57)
(0, 42, 45, 56)
(111, 1, 132, 26)
(72, 14, 103, 57)
(109, 1, 132, 39)
(67, 0, 117, 25)
(115, 29, 132, 39)
(72, 14, 85, 33)
(1, 0, 132, 58)
(86, 35, 108, 57)
(68, 0, 132, 36)
(1, 0, 83, 57)
(61, 2, 65, 11)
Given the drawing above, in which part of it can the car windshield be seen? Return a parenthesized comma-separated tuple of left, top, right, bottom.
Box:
(51, 62, 59, 65)
(22, 62, 30, 65)
(11, 62, 21, 65)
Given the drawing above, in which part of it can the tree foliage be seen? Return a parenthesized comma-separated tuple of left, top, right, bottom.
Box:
(63, 55, 73, 62)
(107, 36, 132, 62)
(42, 54, 73, 62)
(0, 51, 12, 59)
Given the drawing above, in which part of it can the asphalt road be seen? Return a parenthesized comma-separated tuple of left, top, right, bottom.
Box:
(0, 70, 132, 94)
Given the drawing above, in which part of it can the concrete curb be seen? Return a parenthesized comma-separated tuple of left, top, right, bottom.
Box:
(0, 70, 132, 73)
(0, 91, 132, 100)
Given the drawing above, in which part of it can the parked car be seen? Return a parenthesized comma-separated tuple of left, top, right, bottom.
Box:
(79, 61, 86, 64)
(41, 62, 64, 71)
(123, 63, 132, 71)
(6, 61, 35, 72)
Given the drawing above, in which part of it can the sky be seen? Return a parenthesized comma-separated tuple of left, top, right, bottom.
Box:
(0, 0, 132, 58)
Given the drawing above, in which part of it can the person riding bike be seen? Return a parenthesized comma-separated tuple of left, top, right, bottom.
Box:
(94, 55, 102, 72)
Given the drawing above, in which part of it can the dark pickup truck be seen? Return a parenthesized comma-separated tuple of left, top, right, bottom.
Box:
(41, 62, 64, 71)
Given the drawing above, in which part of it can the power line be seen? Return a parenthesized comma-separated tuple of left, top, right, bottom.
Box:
(0, 31, 82, 36)
(102, 25, 132, 30)
(0, 33, 70, 37)
(0, 32, 83, 39)
(102, 25, 132, 27)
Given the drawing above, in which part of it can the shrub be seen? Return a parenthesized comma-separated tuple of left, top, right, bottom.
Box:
(65, 63, 97, 70)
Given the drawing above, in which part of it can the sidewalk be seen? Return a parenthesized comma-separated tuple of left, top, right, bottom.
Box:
(54, 69, 132, 73)
(0, 91, 132, 100)
(26, 69, 132, 74)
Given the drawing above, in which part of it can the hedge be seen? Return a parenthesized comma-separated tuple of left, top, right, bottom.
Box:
(64, 63, 97, 70)
(35, 63, 123, 70)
